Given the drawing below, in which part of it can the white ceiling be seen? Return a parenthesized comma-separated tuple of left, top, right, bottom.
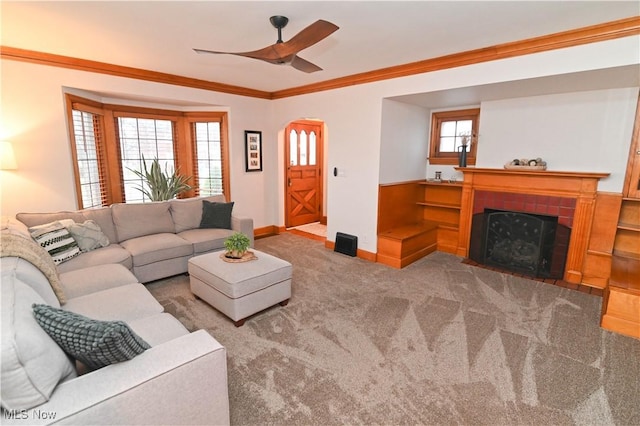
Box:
(2, 1, 639, 93)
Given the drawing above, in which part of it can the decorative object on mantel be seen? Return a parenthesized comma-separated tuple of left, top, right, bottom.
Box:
(458, 132, 470, 167)
(504, 157, 547, 170)
(428, 171, 443, 183)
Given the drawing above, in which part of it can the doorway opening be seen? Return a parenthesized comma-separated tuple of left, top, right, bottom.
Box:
(284, 120, 326, 240)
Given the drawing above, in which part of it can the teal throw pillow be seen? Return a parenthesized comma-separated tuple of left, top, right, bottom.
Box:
(200, 200, 234, 229)
(32, 304, 150, 370)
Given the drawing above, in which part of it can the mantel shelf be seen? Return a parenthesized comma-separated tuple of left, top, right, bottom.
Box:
(454, 167, 610, 180)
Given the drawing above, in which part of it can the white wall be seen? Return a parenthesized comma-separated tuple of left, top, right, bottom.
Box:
(273, 36, 639, 253)
(477, 88, 639, 192)
(0, 60, 275, 227)
(2, 35, 638, 256)
(379, 99, 430, 184)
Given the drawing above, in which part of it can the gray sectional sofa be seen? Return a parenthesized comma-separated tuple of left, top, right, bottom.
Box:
(0, 195, 253, 425)
(16, 195, 254, 283)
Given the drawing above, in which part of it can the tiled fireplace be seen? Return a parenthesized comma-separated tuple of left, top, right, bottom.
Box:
(456, 168, 609, 284)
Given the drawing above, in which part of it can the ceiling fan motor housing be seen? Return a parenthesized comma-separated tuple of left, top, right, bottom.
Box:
(270, 15, 289, 43)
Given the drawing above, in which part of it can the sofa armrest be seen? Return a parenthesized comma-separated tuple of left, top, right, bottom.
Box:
(231, 215, 254, 247)
(2, 330, 229, 425)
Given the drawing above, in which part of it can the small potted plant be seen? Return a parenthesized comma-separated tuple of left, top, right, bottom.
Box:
(224, 232, 251, 259)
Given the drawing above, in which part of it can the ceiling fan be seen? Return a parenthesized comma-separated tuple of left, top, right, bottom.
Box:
(194, 16, 339, 73)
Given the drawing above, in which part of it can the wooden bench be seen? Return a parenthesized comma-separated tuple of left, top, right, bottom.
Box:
(377, 221, 438, 268)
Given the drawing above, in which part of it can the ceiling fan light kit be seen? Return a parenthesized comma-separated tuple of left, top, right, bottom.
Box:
(194, 15, 338, 73)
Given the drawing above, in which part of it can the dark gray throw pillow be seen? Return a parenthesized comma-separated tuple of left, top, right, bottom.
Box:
(32, 304, 150, 370)
(200, 200, 234, 229)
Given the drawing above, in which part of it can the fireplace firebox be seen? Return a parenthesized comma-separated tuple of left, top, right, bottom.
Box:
(469, 209, 571, 279)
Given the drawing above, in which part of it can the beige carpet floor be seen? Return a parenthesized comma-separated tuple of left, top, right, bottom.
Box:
(147, 233, 639, 425)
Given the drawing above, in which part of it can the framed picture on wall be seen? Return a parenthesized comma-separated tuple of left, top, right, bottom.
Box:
(245, 130, 262, 172)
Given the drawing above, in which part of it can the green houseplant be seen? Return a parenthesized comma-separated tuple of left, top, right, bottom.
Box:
(224, 232, 251, 259)
(129, 155, 192, 201)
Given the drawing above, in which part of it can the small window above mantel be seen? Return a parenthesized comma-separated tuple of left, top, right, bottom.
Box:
(428, 108, 479, 165)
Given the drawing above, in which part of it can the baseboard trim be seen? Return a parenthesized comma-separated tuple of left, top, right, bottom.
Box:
(254, 225, 279, 239)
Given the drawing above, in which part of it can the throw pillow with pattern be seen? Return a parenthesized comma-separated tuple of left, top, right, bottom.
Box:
(29, 221, 81, 265)
(68, 220, 109, 252)
(32, 304, 150, 370)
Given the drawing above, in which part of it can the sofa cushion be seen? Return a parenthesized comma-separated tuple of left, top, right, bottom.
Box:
(29, 221, 81, 265)
(16, 211, 86, 229)
(178, 228, 234, 254)
(170, 195, 226, 233)
(170, 198, 204, 233)
(63, 284, 164, 322)
(111, 202, 175, 242)
(1, 216, 30, 238)
(0, 230, 66, 304)
(1, 257, 61, 308)
(32, 304, 150, 371)
(1, 275, 77, 410)
(200, 201, 234, 230)
(55, 243, 132, 274)
(68, 220, 110, 252)
(120, 233, 193, 267)
(127, 313, 190, 347)
(59, 264, 139, 300)
(82, 206, 118, 244)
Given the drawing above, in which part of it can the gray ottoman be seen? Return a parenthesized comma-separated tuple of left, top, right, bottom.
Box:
(188, 249, 292, 326)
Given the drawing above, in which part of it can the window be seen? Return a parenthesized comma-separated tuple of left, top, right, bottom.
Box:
(289, 128, 318, 166)
(429, 108, 480, 165)
(65, 94, 230, 206)
(191, 119, 227, 196)
(117, 117, 177, 203)
(67, 103, 109, 209)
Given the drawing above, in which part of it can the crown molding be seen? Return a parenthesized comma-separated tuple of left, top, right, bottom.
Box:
(0, 46, 272, 100)
(271, 16, 640, 99)
(2, 16, 639, 100)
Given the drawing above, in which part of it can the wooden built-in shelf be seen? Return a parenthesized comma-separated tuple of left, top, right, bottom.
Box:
(617, 222, 640, 232)
(416, 201, 461, 210)
(613, 249, 640, 261)
(377, 180, 462, 268)
(602, 195, 640, 339)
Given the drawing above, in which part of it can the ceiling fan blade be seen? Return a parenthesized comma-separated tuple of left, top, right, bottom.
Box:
(275, 20, 339, 57)
(290, 55, 323, 73)
(194, 46, 281, 62)
(194, 18, 338, 72)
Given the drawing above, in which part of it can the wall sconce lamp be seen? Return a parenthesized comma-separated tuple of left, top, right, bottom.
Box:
(0, 141, 18, 170)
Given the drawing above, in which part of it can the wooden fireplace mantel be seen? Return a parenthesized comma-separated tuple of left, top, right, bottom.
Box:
(455, 167, 610, 284)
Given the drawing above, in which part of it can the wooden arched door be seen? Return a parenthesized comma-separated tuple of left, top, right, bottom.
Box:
(285, 120, 323, 228)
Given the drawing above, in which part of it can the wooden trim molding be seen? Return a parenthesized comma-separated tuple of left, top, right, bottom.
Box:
(2, 17, 638, 100)
(271, 16, 640, 99)
(0, 46, 272, 100)
(253, 225, 280, 239)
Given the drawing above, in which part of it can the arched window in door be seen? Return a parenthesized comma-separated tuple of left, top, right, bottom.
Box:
(289, 130, 298, 166)
(289, 129, 317, 166)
